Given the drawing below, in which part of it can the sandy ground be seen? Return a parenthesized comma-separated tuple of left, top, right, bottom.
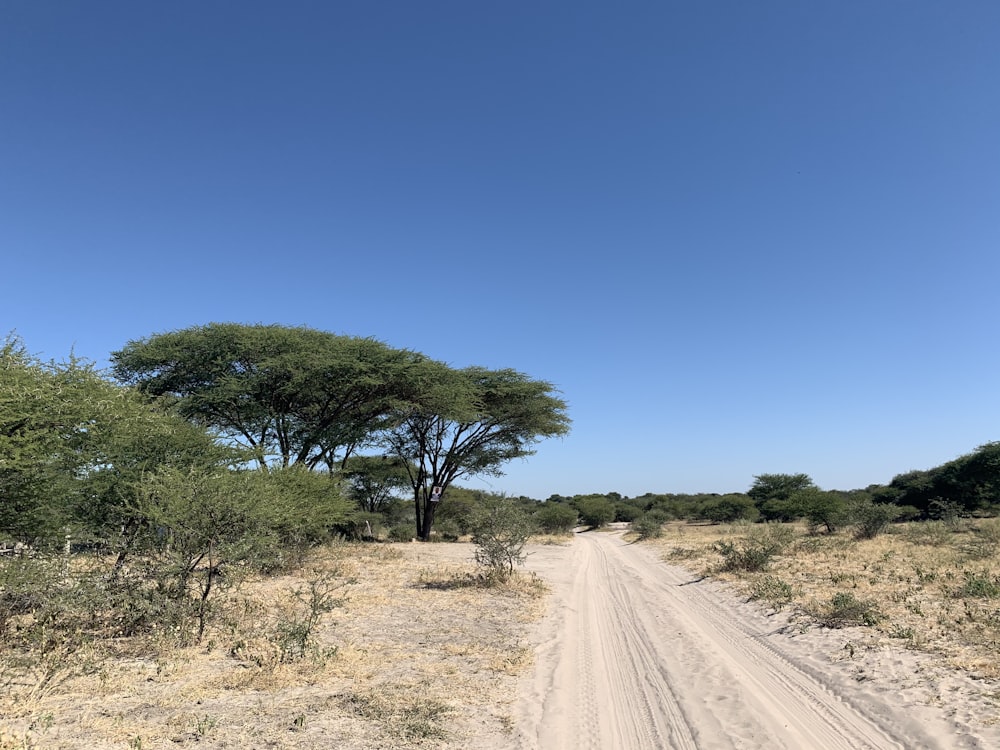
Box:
(513, 529, 1000, 750)
(4, 530, 999, 749)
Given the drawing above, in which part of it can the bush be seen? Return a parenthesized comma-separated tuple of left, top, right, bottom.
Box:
(613, 503, 643, 523)
(852, 500, 902, 539)
(533, 503, 579, 534)
(431, 519, 461, 542)
(815, 592, 882, 627)
(387, 525, 415, 542)
(748, 575, 794, 608)
(338, 511, 386, 541)
(954, 570, 1000, 599)
(714, 524, 793, 573)
(576, 497, 615, 529)
(471, 497, 534, 583)
(631, 514, 664, 540)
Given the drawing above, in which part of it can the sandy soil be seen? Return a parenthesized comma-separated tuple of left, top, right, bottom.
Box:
(4, 530, 998, 749)
(513, 529, 1000, 750)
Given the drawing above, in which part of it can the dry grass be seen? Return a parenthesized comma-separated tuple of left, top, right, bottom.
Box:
(639, 519, 1000, 679)
(0, 541, 548, 750)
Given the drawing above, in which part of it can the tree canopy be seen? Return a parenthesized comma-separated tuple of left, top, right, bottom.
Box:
(111, 323, 423, 471)
(383, 362, 570, 540)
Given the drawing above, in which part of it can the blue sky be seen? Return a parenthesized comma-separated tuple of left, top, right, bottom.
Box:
(3, 2, 999, 499)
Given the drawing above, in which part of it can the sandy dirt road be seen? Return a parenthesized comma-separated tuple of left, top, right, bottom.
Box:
(513, 530, 952, 750)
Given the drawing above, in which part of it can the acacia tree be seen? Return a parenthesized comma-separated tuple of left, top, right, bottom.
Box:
(111, 323, 421, 471)
(383, 363, 570, 540)
(0, 334, 226, 547)
(342, 455, 410, 513)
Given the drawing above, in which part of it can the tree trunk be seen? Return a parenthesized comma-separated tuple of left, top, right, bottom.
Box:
(419, 499, 438, 541)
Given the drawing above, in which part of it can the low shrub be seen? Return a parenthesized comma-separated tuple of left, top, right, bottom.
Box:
(386, 525, 415, 543)
(954, 571, 1000, 599)
(631, 514, 664, 540)
(815, 592, 882, 628)
(747, 575, 794, 608)
(714, 524, 793, 573)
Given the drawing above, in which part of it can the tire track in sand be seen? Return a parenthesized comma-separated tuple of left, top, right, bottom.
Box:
(516, 530, 941, 750)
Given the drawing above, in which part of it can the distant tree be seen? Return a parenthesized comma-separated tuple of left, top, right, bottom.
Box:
(749, 473, 817, 521)
(576, 496, 615, 529)
(384, 363, 570, 540)
(875, 443, 1000, 516)
(791, 488, 849, 533)
(534, 501, 579, 534)
(700, 494, 759, 524)
(342, 455, 410, 514)
(748, 473, 816, 503)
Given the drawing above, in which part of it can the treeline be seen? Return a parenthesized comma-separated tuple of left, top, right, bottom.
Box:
(542, 443, 1000, 532)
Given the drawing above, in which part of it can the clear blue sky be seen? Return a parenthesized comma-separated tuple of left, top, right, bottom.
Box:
(3, 2, 998, 499)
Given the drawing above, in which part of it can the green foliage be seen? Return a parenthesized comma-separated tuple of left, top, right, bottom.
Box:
(793, 489, 850, 533)
(613, 502, 643, 523)
(274, 572, 345, 662)
(343, 456, 410, 514)
(747, 575, 794, 608)
(714, 524, 793, 572)
(954, 571, 1000, 599)
(0, 336, 228, 547)
(748, 473, 816, 503)
(575, 496, 615, 529)
(338, 511, 386, 541)
(851, 499, 902, 539)
(112, 323, 420, 471)
(533, 502, 579, 534)
(878, 443, 1000, 516)
(470, 497, 534, 583)
(631, 513, 664, 540)
(816, 592, 883, 628)
(385, 363, 570, 540)
(387, 524, 415, 542)
(700, 494, 759, 524)
(431, 488, 480, 535)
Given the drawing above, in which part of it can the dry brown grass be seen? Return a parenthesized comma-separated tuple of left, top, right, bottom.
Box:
(639, 519, 1000, 679)
(0, 541, 548, 750)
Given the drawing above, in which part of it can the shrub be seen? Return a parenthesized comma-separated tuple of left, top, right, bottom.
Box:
(747, 575, 794, 609)
(387, 525, 415, 542)
(431, 519, 461, 542)
(815, 592, 882, 627)
(851, 500, 901, 539)
(954, 571, 1000, 599)
(533, 503, 578, 534)
(714, 524, 793, 573)
(631, 514, 664, 540)
(576, 497, 615, 529)
(471, 497, 534, 583)
(613, 503, 643, 523)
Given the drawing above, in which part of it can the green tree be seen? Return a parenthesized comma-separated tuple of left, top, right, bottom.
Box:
(700, 494, 759, 524)
(534, 501, 579, 534)
(342, 455, 410, 514)
(748, 473, 816, 503)
(792, 488, 849, 533)
(576, 496, 615, 529)
(384, 363, 570, 540)
(0, 336, 225, 547)
(111, 323, 420, 471)
(749, 473, 816, 520)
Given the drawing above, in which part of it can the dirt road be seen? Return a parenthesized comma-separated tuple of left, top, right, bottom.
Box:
(513, 530, 951, 750)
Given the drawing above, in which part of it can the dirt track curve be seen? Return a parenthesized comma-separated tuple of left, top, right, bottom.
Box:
(513, 529, 948, 750)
